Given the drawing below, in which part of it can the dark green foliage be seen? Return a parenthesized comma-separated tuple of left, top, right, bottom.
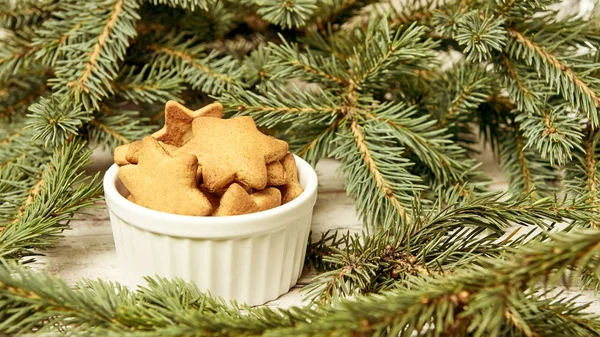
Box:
(0, 0, 599, 335)
(2, 227, 600, 335)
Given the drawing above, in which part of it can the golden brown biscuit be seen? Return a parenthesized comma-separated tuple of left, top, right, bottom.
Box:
(119, 137, 213, 216)
(266, 161, 287, 186)
(250, 187, 281, 212)
(279, 153, 303, 204)
(213, 183, 260, 216)
(152, 101, 223, 147)
(114, 144, 130, 166)
(200, 187, 221, 210)
(125, 140, 177, 164)
(177, 116, 289, 192)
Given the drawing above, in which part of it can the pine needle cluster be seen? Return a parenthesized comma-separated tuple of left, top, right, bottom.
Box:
(0, 0, 599, 335)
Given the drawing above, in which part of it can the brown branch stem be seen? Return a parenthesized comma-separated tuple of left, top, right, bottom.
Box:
(350, 119, 406, 217)
(67, 0, 124, 93)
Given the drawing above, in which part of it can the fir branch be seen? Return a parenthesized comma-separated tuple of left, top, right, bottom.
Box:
(0, 29, 40, 80)
(33, 17, 91, 67)
(493, 0, 555, 19)
(349, 21, 439, 89)
(499, 52, 546, 113)
(364, 102, 470, 183)
(505, 28, 600, 125)
(267, 38, 349, 85)
(350, 119, 411, 218)
(0, 0, 58, 30)
(4, 229, 600, 336)
(311, 0, 378, 28)
(332, 119, 423, 226)
(48, 0, 141, 110)
(255, 0, 318, 29)
(455, 10, 507, 63)
(293, 119, 341, 166)
(435, 63, 493, 128)
(565, 127, 600, 230)
(499, 124, 558, 197)
(86, 109, 156, 149)
(0, 73, 49, 121)
(147, 0, 214, 11)
(304, 191, 598, 303)
(149, 39, 243, 95)
(25, 96, 92, 146)
(517, 104, 585, 166)
(221, 85, 343, 128)
(389, 0, 440, 27)
(0, 140, 102, 261)
(114, 64, 184, 105)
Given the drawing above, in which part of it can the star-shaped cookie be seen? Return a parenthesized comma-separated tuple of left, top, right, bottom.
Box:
(119, 136, 212, 216)
(279, 153, 303, 204)
(176, 116, 289, 192)
(152, 100, 223, 147)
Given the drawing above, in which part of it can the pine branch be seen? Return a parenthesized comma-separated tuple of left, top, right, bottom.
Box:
(114, 64, 184, 105)
(0, 72, 49, 121)
(332, 119, 423, 225)
(454, 10, 507, 63)
(254, 0, 318, 29)
(499, 124, 558, 197)
(304, 191, 600, 303)
(149, 34, 243, 95)
(349, 21, 439, 89)
(3, 228, 600, 336)
(25, 96, 92, 146)
(0, 29, 40, 80)
(86, 109, 157, 149)
(47, 0, 141, 110)
(147, 0, 214, 11)
(221, 84, 343, 128)
(0, 0, 58, 30)
(0, 140, 102, 261)
(505, 28, 600, 125)
(517, 103, 585, 166)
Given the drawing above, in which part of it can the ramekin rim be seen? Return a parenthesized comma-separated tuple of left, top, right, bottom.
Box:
(103, 154, 318, 226)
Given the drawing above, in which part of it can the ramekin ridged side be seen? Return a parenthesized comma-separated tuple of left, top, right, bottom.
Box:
(103, 155, 318, 306)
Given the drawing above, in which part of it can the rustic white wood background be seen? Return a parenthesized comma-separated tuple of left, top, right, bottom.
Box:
(30, 146, 600, 313)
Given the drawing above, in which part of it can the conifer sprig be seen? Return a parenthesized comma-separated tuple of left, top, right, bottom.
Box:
(2, 228, 600, 336)
(0, 140, 102, 261)
(43, 0, 140, 110)
(303, 190, 599, 303)
(0, 0, 599, 334)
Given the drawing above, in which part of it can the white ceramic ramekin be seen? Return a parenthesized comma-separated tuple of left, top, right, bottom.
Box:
(103, 155, 318, 306)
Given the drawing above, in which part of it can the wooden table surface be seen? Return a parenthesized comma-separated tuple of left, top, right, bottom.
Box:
(31, 147, 600, 312)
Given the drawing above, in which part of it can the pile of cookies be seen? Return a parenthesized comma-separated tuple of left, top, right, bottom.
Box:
(113, 101, 303, 216)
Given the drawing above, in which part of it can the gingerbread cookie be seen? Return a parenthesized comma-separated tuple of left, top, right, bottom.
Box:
(152, 101, 223, 147)
(123, 140, 178, 165)
(279, 153, 303, 204)
(213, 183, 260, 216)
(176, 116, 289, 192)
(119, 136, 212, 216)
(266, 161, 287, 186)
(114, 144, 130, 166)
(250, 187, 281, 212)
